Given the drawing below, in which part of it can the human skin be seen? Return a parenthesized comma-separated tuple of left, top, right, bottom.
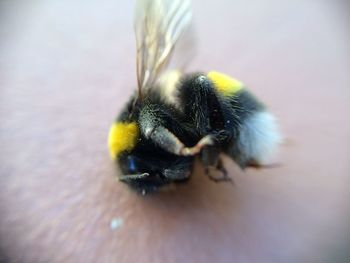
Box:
(1, 0, 349, 262)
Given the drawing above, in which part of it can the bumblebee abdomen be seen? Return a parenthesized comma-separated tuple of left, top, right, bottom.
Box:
(219, 87, 280, 167)
(204, 71, 280, 166)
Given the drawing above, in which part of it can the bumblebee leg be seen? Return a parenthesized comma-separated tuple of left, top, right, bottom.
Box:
(139, 98, 215, 157)
(150, 126, 214, 156)
(205, 158, 233, 184)
(139, 105, 194, 156)
(163, 159, 193, 181)
(245, 160, 281, 169)
(201, 144, 220, 167)
(180, 135, 214, 156)
(142, 123, 214, 156)
(178, 74, 230, 159)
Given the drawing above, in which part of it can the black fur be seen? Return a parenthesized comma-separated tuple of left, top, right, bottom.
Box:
(115, 74, 263, 194)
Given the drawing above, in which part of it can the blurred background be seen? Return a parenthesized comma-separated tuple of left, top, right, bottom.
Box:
(1, 0, 350, 262)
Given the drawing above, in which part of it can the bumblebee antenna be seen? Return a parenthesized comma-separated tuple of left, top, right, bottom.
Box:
(119, 173, 150, 181)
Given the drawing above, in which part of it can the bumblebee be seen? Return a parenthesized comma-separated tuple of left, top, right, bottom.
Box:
(108, 0, 280, 194)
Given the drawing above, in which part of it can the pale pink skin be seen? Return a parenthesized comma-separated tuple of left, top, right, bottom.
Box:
(0, 0, 349, 262)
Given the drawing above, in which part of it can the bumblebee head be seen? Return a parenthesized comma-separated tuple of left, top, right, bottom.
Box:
(118, 153, 193, 195)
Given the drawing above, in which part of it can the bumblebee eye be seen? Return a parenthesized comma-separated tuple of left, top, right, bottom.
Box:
(127, 156, 137, 173)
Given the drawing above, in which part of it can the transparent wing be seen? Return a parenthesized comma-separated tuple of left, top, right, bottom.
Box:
(134, 0, 192, 98)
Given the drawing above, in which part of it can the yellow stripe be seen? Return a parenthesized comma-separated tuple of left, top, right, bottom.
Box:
(207, 71, 244, 96)
(108, 122, 139, 159)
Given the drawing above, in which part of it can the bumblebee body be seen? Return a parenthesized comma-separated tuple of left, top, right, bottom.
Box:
(108, 0, 280, 194)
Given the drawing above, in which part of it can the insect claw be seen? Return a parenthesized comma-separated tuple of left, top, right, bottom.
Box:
(205, 160, 234, 185)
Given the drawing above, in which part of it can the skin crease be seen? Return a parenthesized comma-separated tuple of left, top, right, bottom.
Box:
(1, 0, 350, 262)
